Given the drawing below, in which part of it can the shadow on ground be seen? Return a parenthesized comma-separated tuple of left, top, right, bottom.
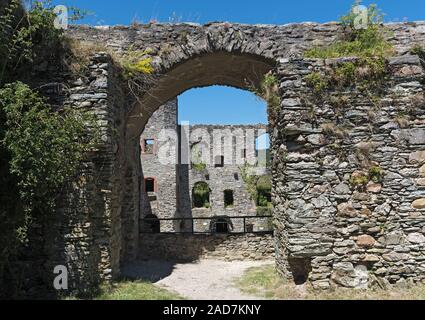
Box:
(121, 260, 178, 282)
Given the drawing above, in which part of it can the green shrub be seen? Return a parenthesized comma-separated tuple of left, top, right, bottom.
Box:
(0, 0, 90, 299)
(253, 72, 281, 124)
(120, 48, 154, 78)
(193, 182, 211, 208)
(305, 1, 393, 60)
(369, 165, 384, 183)
(410, 44, 425, 57)
(0, 82, 99, 214)
(304, 1, 392, 127)
(0, 0, 86, 86)
(349, 174, 369, 190)
(304, 72, 328, 92)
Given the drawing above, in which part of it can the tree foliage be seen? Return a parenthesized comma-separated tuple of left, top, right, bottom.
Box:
(0, 82, 98, 214)
(0, 1, 95, 298)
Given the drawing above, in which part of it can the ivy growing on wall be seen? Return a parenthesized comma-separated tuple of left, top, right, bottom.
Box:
(239, 164, 272, 211)
(0, 0, 96, 298)
(1, 82, 99, 215)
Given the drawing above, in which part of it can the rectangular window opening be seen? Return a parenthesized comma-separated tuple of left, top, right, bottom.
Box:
(142, 139, 155, 154)
(145, 178, 156, 193)
(215, 155, 224, 168)
(224, 190, 234, 208)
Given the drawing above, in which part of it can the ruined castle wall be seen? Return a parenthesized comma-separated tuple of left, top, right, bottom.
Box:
(139, 106, 270, 233)
(139, 233, 275, 261)
(41, 53, 129, 294)
(67, 22, 425, 64)
(46, 22, 425, 294)
(180, 124, 269, 233)
(140, 100, 178, 232)
(273, 55, 425, 289)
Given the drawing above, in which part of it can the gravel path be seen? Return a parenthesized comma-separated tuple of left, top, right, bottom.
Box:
(122, 259, 274, 300)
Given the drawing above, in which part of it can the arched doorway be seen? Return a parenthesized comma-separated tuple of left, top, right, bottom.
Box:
(192, 181, 211, 209)
(125, 51, 276, 140)
(120, 48, 279, 276)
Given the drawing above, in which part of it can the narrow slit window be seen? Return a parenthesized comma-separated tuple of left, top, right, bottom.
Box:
(241, 149, 247, 159)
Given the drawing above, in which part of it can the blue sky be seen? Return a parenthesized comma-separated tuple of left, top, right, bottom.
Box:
(49, 0, 425, 125)
(52, 0, 425, 26)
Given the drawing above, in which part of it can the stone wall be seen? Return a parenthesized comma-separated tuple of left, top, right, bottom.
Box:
(39, 52, 129, 295)
(178, 124, 269, 233)
(140, 100, 179, 232)
(67, 53, 127, 291)
(273, 55, 425, 289)
(138, 98, 270, 233)
(26, 21, 425, 295)
(139, 233, 275, 262)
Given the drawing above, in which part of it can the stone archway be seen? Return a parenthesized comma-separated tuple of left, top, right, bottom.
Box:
(120, 49, 278, 262)
(126, 51, 276, 140)
(61, 22, 425, 293)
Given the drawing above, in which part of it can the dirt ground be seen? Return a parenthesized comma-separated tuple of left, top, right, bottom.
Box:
(121, 259, 273, 300)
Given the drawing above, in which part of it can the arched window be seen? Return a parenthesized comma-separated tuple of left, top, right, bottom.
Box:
(143, 214, 160, 233)
(192, 181, 211, 208)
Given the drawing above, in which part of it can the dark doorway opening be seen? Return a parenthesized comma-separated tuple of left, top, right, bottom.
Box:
(288, 257, 312, 285)
(210, 217, 233, 234)
(145, 178, 156, 193)
(224, 190, 234, 208)
(215, 219, 229, 233)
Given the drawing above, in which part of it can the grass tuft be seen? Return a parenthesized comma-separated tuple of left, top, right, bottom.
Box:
(97, 281, 184, 300)
(235, 265, 425, 300)
(67, 280, 184, 300)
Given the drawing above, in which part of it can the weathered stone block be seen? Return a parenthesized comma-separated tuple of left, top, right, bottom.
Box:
(409, 151, 425, 164)
(357, 235, 376, 248)
(337, 202, 358, 217)
(412, 199, 425, 209)
(392, 129, 425, 145)
(407, 233, 425, 244)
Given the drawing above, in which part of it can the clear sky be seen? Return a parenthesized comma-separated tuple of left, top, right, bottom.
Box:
(50, 0, 425, 125)
(52, 0, 425, 26)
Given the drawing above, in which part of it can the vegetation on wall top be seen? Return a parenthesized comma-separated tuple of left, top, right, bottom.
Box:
(305, 0, 393, 60)
(304, 1, 394, 94)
